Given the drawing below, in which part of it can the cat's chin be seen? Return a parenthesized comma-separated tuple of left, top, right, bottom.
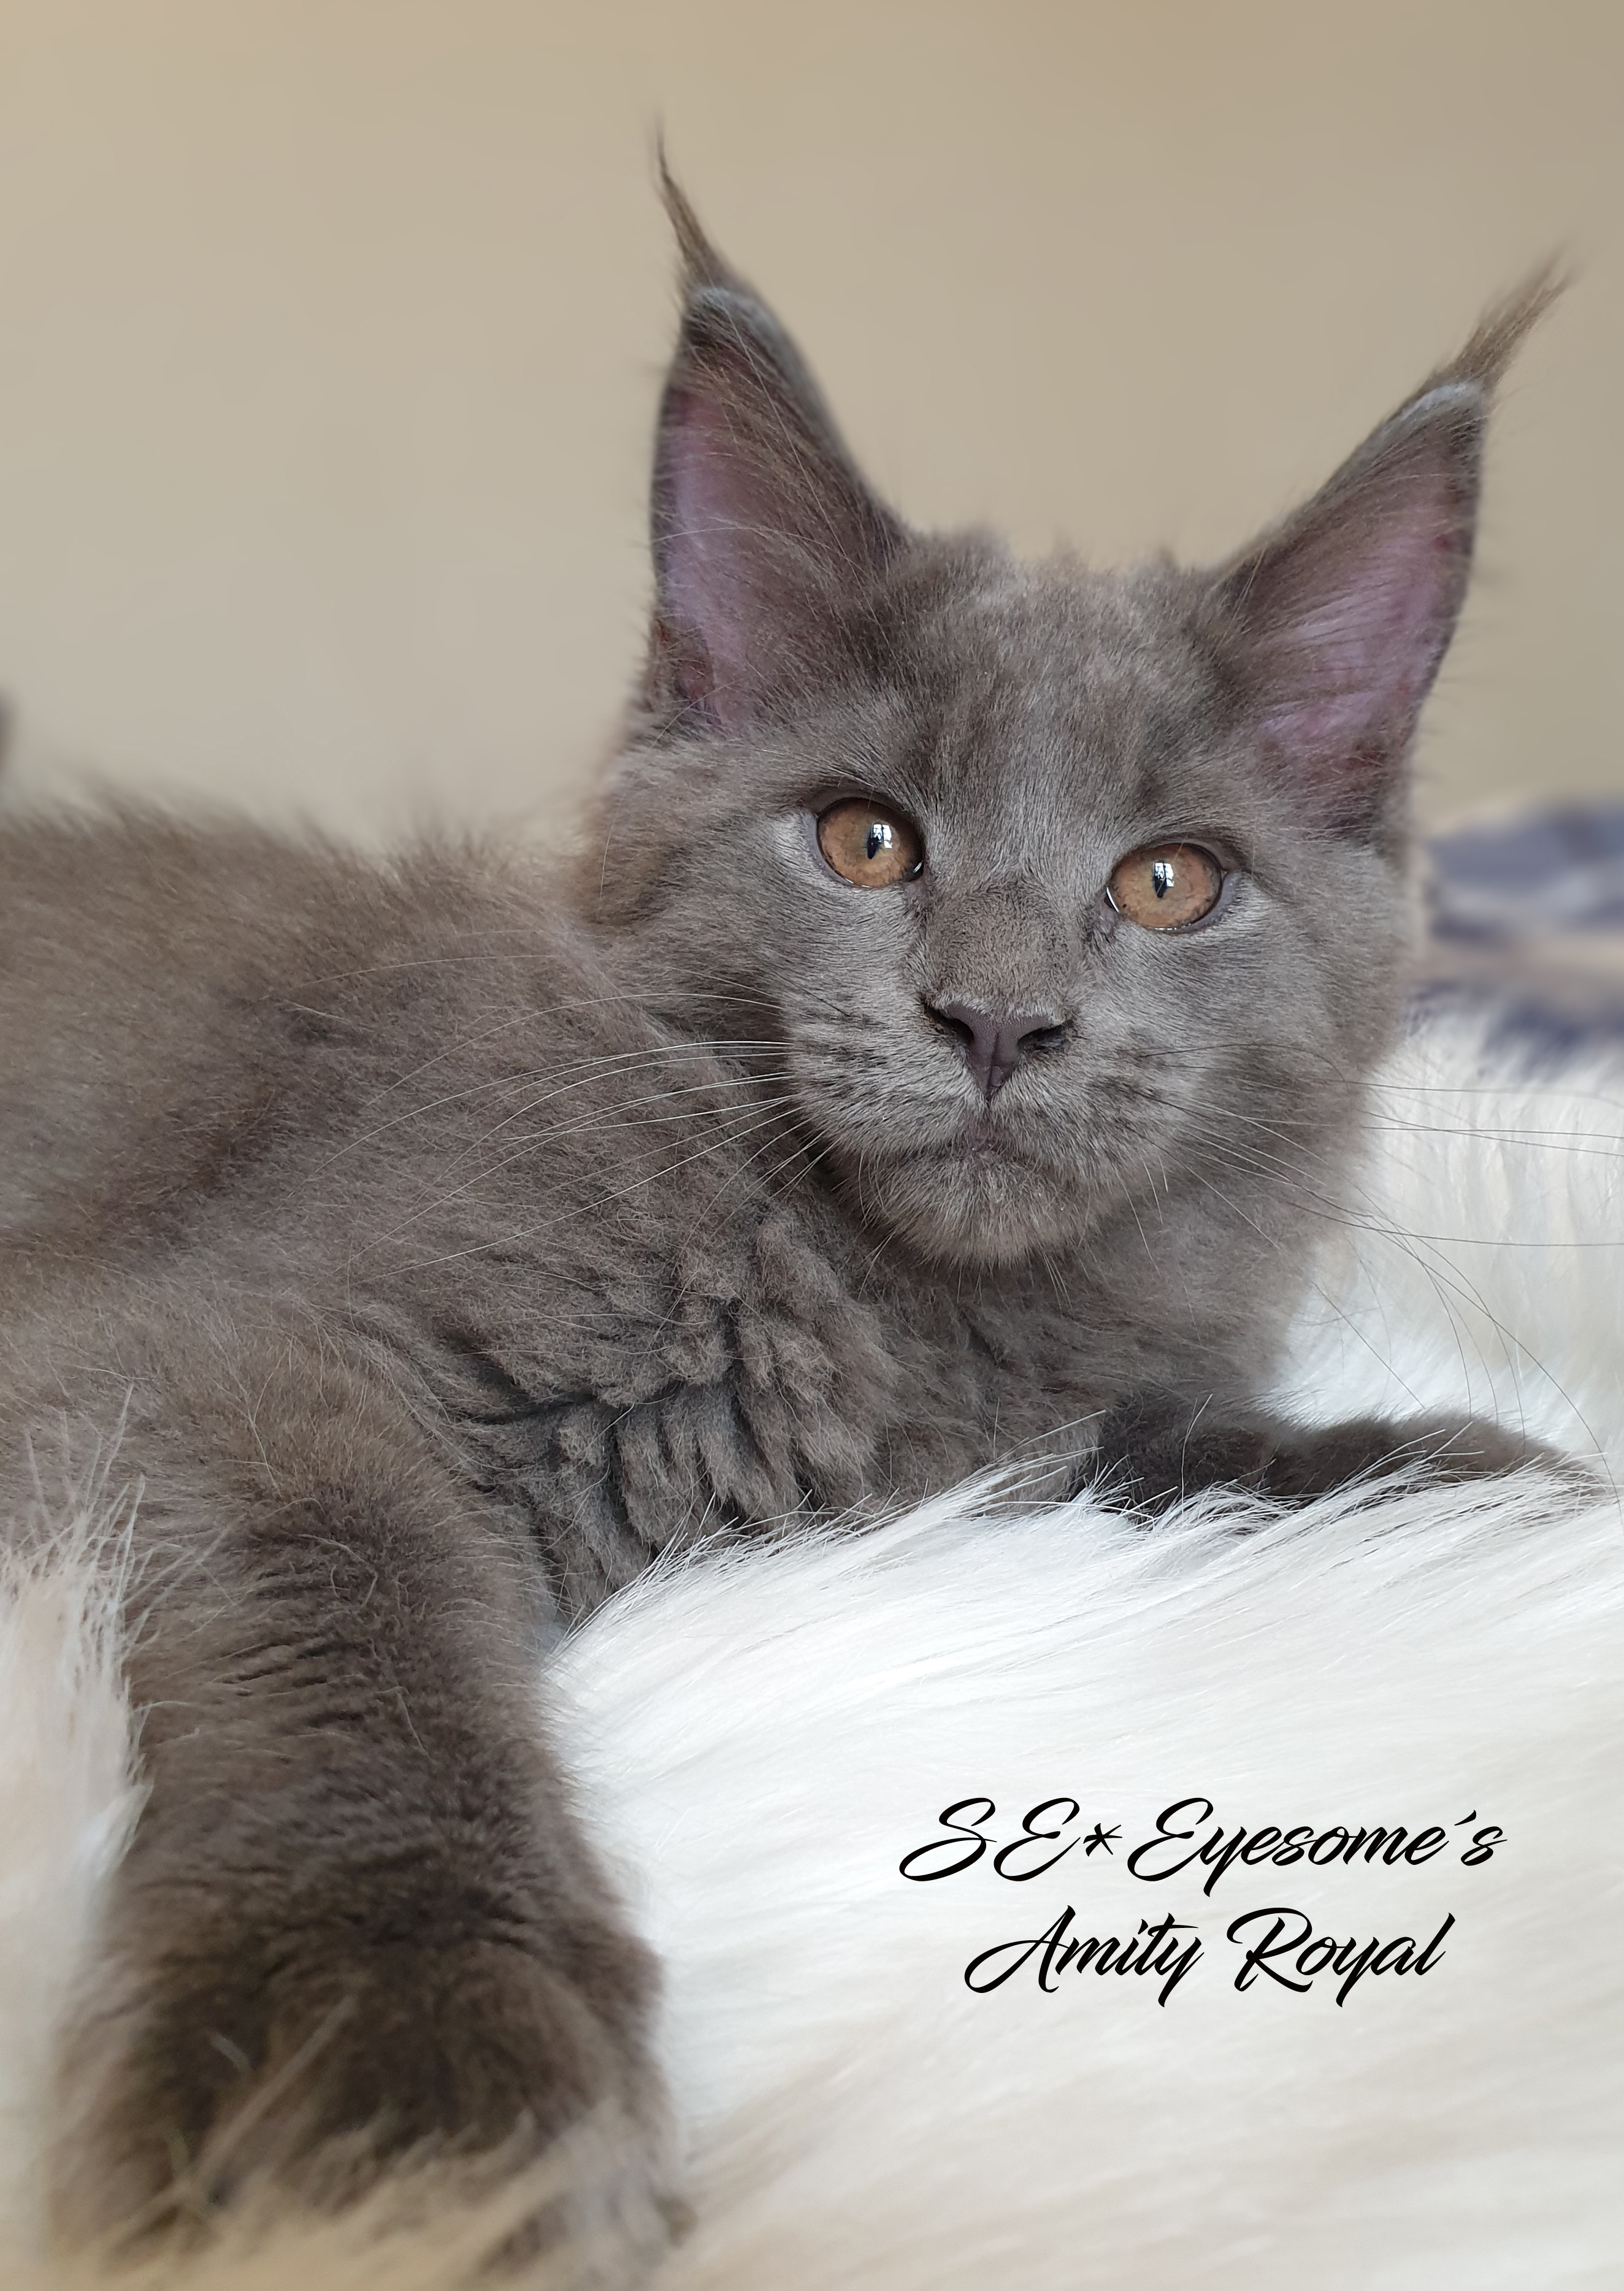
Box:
(851, 1143, 1093, 1268)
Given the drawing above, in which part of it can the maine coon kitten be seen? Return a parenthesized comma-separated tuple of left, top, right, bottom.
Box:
(0, 178, 1554, 2273)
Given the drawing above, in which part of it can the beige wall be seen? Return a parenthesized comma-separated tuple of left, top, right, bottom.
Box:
(0, 0, 1618, 837)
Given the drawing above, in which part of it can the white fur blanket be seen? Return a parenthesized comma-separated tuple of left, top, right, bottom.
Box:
(2, 1006, 1622, 2289)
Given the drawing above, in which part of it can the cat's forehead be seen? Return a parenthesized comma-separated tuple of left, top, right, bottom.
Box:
(876, 545, 1224, 837)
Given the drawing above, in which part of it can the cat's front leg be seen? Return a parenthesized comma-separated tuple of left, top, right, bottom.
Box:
(1090, 1388, 1561, 1513)
(33, 1350, 675, 2276)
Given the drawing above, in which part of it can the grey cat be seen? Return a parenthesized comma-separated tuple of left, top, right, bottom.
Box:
(0, 175, 1555, 2275)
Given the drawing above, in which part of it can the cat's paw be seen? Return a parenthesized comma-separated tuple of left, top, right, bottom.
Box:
(1089, 1391, 1276, 1512)
(1258, 1410, 1580, 1502)
(48, 1901, 679, 2279)
(1090, 1391, 1581, 1514)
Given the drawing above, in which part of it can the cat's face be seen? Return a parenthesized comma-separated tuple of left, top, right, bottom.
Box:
(603, 541, 1410, 1268)
(589, 180, 1540, 1268)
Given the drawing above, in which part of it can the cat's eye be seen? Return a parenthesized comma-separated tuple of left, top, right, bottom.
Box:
(1107, 843, 1225, 930)
(816, 799, 924, 888)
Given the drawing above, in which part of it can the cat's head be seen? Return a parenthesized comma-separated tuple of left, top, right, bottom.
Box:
(586, 176, 1553, 1269)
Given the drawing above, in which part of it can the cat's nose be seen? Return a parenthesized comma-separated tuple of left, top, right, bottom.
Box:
(923, 998, 1067, 1101)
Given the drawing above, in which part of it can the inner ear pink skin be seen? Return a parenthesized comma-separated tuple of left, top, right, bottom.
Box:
(1254, 490, 1461, 762)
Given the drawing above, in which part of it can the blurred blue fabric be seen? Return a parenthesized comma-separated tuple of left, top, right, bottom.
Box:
(1430, 805, 1624, 939)
(1422, 802, 1624, 1044)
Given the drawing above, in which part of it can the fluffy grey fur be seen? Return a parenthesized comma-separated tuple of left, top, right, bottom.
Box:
(0, 179, 1555, 2274)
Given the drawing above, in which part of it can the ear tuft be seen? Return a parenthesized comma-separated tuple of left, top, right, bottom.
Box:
(1420, 259, 1568, 397)
(657, 142, 733, 300)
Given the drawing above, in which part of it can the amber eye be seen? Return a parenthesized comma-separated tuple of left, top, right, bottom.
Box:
(816, 798, 924, 888)
(1107, 843, 1225, 930)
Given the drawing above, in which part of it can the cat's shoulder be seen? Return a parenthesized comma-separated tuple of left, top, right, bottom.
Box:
(0, 802, 578, 982)
(0, 803, 603, 1250)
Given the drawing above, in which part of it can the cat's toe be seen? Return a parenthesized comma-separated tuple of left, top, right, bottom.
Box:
(47, 1919, 678, 2280)
(1255, 1413, 1597, 1502)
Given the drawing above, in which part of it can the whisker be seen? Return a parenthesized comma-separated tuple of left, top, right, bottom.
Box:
(372, 1095, 806, 1245)
(386, 1102, 807, 1269)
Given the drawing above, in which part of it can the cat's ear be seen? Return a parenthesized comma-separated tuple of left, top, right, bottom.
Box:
(1205, 269, 1561, 834)
(646, 165, 907, 733)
